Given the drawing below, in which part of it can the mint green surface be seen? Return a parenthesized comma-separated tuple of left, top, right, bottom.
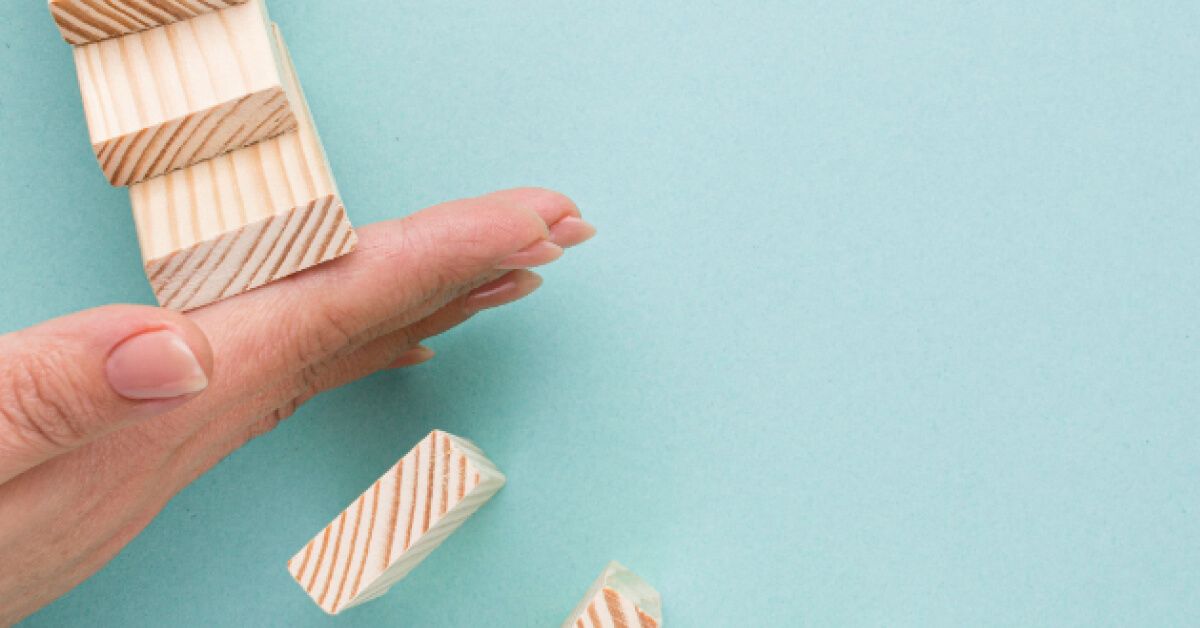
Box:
(3, 2, 1199, 626)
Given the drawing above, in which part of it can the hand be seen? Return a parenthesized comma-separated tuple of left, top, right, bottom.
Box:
(0, 188, 594, 624)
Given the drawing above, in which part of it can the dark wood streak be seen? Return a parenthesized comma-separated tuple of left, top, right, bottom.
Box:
(303, 525, 332, 592)
(348, 480, 382, 601)
(77, 0, 141, 33)
(315, 511, 348, 607)
(265, 199, 322, 283)
(401, 446, 422, 551)
(329, 495, 366, 613)
(382, 457, 405, 567)
(213, 213, 274, 300)
(161, 237, 218, 309)
(605, 587, 631, 628)
(421, 435, 437, 534)
(50, 2, 112, 42)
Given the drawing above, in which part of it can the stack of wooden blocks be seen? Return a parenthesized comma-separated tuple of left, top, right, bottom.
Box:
(51, 2, 662, 622)
(50, 0, 357, 311)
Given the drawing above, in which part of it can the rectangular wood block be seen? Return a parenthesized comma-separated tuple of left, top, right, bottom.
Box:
(287, 431, 507, 615)
(563, 562, 663, 628)
(130, 24, 354, 311)
(49, 0, 250, 46)
(73, 0, 298, 185)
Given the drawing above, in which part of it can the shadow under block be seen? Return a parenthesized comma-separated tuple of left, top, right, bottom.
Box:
(130, 24, 354, 311)
(563, 562, 663, 628)
(49, 0, 250, 46)
(287, 431, 506, 615)
(73, 0, 297, 186)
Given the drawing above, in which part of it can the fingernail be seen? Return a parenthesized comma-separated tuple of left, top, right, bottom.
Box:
(387, 345, 435, 369)
(549, 216, 597, 248)
(107, 330, 208, 400)
(496, 240, 563, 270)
(465, 270, 544, 313)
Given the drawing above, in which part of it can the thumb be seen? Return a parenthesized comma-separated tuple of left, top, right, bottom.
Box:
(0, 305, 212, 483)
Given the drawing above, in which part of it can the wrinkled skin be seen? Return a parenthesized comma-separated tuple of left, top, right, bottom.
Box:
(0, 188, 592, 624)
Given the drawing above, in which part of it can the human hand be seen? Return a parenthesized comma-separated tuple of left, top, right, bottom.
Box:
(0, 188, 594, 624)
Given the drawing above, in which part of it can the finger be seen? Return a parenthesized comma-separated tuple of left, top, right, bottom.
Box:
(0, 305, 212, 483)
(400, 269, 546, 352)
(187, 188, 582, 396)
(346, 185, 594, 362)
(315, 270, 544, 386)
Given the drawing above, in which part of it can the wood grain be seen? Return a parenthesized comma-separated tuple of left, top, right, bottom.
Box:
(73, 0, 296, 185)
(49, 0, 251, 45)
(131, 24, 354, 311)
(563, 563, 663, 628)
(287, 431, 507, 615)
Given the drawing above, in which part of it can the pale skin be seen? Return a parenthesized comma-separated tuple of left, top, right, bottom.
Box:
(0, 188, 594, 624)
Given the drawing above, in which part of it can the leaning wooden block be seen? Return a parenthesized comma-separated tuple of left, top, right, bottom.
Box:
(563, 562, 663, 628)
(49, 0, 250, 46)
(130, 24, 354, 311)
(287, 431, 506, 615)
(73, 0, 297, 185)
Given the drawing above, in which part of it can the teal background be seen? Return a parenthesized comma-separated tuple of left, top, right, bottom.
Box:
(2, 1, 1199, 626)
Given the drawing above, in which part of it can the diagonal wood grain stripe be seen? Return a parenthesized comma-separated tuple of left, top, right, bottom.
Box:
(303, 526, 332, 593)
(49, 0, 249, 45)
(605, 588, 631, 628)
(382, 455, 405, 569)
(348, 481, 381, 600)
(315, 511, 348, 607)
(330, 496, 366, 614)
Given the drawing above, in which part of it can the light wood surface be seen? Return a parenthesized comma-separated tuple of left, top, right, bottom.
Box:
(130, 24, 354, 311)
(563, 562, 663, 628)
(287, 431, 507, 615)
(73, 0, 297, 185)
(49, 0, 250, 46)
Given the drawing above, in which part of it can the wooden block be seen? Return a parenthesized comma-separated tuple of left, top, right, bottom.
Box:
(563, 562, 663, 628)
(130, 24, 354, 311)
(49, 0, 250, 46)
(73, 0, 298, 185)
(287, 431, 507, 615)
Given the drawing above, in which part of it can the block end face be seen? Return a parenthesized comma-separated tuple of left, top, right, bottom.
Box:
(564, 563, 662, 628)
(49, 0, 253, 46)
(100, 86, 300, 187)
(288, 430, 504, 614)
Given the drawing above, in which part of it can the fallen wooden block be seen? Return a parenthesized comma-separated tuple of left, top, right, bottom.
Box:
(563, 562, 662, 628)
(73, 0, 298, 185)
(49, 0, 250, 46)
(287, 431, 506, 615)
(130, 24, 354, 311)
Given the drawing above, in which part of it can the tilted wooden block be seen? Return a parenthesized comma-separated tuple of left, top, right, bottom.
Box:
(563, 562, 663, 628)
(130, 24, 355, 311)
(287, 431, 507, 615)
(73, 0, 298, 185)
(49, 0, 250, 46)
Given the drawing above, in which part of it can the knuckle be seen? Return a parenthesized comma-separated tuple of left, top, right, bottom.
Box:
(0, 351, 95, 451)
(287, 299, 360, 367)
(522, 186, 576, 209)
(291, 361, 325, 401)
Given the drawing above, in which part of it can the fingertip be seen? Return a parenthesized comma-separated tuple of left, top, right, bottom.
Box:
(549, 215, 597, 248)
(387, 345, 435, 369)
(464, 269, 544, 313)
